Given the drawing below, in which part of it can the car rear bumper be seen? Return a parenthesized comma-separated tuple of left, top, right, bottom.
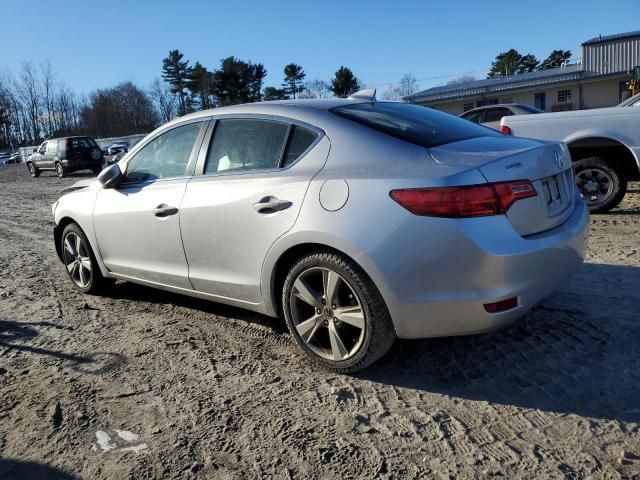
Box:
(61, 159, 101, 170)
(358, 193, 589, 339)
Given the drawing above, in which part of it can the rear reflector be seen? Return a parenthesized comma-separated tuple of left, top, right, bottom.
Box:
(500, 125, 512, 135)
(390, 181, 537, 218)
(483, 297, 518, 313)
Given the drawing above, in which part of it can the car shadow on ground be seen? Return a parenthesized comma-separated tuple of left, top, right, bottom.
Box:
(357, 262, 640, 422)
(0, 458, 79, 480)
(0, 319, 126, 374)
(103, 281, 289, 334)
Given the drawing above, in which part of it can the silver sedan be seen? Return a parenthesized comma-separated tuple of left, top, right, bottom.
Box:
(52, 93, 589, 372)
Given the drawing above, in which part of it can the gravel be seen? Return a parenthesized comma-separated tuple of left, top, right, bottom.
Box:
(0, 164, 639, 479)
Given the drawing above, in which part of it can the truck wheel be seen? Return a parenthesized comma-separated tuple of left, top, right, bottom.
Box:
(27, 162, 40, 178)
(574, 157, 627, 213)
(55, 162, 66, 178)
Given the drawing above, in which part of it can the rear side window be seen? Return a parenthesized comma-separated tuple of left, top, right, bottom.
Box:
(282, 125, 318, 167)
(331, 102, 498, 148)
(483, 108, 512, 123)
(205, 119, 289, 173)
(46, 141, 57, 154)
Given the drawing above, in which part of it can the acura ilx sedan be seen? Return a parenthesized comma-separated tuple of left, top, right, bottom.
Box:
(52, 92, 588, 372)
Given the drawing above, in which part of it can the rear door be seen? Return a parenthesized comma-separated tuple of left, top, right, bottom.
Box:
(45, 140, 58, 167)
(179, 117, 328, 303)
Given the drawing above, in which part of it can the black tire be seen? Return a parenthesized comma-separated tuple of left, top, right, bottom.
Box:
(60, 223, 113, 294)
(573, 156, 627, 213)
(55, 162, 66, 178)
(282, 251, 396, 373)
(27, 162, 40, 178)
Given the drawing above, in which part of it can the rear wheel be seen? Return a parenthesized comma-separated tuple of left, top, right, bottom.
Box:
(61, 223, 112, 294)
(27, 162, 40, 178)
(574, 156, 626, 213)
(282, 251, 396, 372)
(55, 162, 66, 178)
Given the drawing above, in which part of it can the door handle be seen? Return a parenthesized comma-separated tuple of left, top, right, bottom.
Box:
(152, 204, 179, 217)
(252, 196, 292, 214)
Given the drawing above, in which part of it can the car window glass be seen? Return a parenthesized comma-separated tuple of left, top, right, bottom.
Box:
(38, 142, 47, 154)
(125, 122, 203, 183)
(483, 108, 510, 123)
(282, 125, 318, 167)
(463, 111, 482, 123)
(204, 119, 289, 173)
(46, 142, 57, 153)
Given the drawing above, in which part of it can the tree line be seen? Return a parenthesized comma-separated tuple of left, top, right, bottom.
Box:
(0, 53, 379, 149)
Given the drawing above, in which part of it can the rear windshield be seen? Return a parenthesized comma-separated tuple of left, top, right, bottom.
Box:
(330, 102, 499, 148)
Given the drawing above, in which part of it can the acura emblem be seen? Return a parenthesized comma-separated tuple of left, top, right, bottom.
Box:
(554, 146, 565, 169)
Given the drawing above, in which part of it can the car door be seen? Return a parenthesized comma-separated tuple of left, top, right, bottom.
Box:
(92, 119, 208, 288)
(179, 117, 329, 304)
(32, 142, 47, 168)
(45, 140, 58, 167)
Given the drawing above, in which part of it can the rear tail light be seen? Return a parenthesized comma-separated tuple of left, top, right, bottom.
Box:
(484, 297, 518, 313)
(500, 125, 512, 135)
(65, 138, 72, 151)
(389, 181, 537, 218)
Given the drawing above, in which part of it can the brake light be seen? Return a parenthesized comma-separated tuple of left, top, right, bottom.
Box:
(500, 125, 512, 135)
(389, 180, 537, 218)
(65, 138, 72, 151)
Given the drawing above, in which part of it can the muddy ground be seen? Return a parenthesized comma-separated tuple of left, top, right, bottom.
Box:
(0, 163, 638, 479)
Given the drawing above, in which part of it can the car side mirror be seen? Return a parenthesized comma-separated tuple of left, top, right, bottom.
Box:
(97, 163, 124, 189)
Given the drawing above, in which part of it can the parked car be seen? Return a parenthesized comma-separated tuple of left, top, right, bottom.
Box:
(27, 136, 103, 178)
(105, 141, 130, 156)
(460, 104, 544, 130)
(501, 94, 640, 213)
(51, 94, 588, 372)
(6, 152, 21, 164)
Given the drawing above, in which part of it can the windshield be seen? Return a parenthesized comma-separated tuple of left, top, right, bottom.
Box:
(330, 102, 499, 148)
(516, 104, 544, 113)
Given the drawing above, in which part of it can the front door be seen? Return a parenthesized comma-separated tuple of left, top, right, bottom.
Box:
(93, 120, 207, 288)
(180, 118, 328, 303)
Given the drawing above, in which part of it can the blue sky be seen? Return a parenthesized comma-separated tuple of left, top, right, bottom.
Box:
(3, 0, 640, 95)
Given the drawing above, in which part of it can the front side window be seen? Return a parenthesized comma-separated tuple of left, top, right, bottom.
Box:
(125, 122, 203, 183)
(204, 119, 289, 174)
(38, 142, 47, 154)
(46, 141, 57, 154)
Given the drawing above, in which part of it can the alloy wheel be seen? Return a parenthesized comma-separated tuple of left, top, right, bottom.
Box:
(575, 167, 614, 206)
(62, 233, 92, 288)
(289, 267, 366, 361)
(28, 164, 35, 175)
(56, 163, 64, 177)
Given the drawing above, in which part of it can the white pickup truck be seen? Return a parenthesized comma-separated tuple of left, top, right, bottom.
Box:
(501, 93, 640, 212)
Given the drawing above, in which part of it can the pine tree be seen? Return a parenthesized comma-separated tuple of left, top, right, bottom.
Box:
(187, 62, 214, 110)
(282, 63, 305, 99)
(263, 87, 288, 101)
(162, 50, 192, 115)
(330, 66, 361, 98)
(212, 57, 266, 106)
(539, 50, 572, 70)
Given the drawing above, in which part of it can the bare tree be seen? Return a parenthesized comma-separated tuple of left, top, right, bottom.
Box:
(446, 74, 477, 85)
(16, 62, 41, 142)
(399, 73, 419, 99)
(40, 61, 57, 136)
(149, 78, 178, 123)
(381, 85, 402, 101)
(300, 79, 331, 99)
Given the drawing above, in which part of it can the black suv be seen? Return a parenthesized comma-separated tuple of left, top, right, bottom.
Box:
(26, 136, 103, 178)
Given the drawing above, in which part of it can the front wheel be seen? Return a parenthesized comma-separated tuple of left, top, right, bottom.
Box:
(60, 223, 111, 294)
(282, 251, 396, 373)
(27, 162, 40, 178)
(574, 157, 627, 213)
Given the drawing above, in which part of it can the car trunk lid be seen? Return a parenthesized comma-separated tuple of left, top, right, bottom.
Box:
(429, 137, 575, 236)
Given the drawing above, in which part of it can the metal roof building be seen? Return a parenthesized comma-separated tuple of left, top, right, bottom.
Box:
(407, 30, 640, 115)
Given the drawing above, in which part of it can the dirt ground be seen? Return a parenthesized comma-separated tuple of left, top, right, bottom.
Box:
(0, 163, 638, 480)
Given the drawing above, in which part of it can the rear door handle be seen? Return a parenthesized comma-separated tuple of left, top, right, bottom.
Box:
(153, 204, 179, 217)
(252, 196, 292, 214)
